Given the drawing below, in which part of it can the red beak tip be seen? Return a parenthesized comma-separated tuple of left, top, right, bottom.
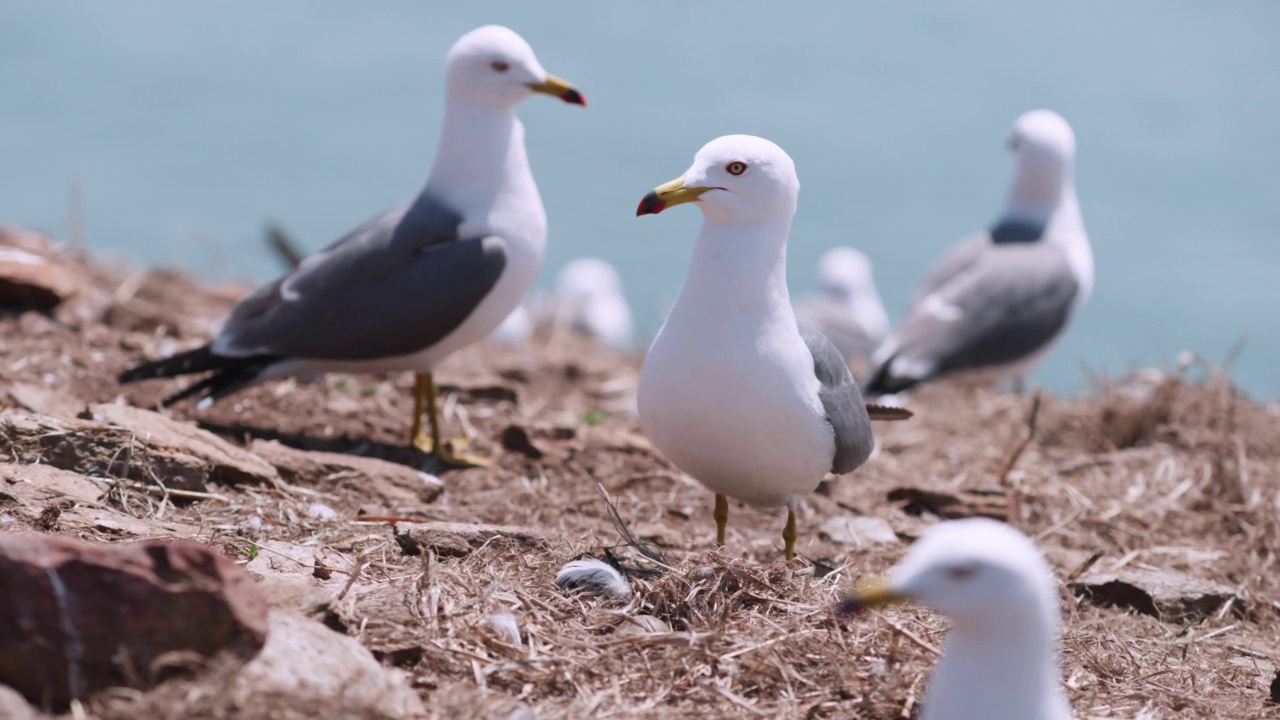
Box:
(636, 193, 665, 216)
(564, 90, 586, 106)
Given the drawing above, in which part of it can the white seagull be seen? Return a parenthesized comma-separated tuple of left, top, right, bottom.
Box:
(635, 135, 909, 562)
(550, 257, 634, 350)
(794, 247, 890, 366)
(864, 110, 1093, 395)
(841, 518, 1073, 720)
(119, 25, 584, 467)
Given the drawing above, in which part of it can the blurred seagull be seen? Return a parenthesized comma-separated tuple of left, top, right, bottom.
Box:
(548, 257, 634, 350)
(840, 518, 1072, 720)
(635, 135, 910, 562)
(864, 110, 1092, 395)
(119, 25, 585, 467)
(794, 247, 889, 366)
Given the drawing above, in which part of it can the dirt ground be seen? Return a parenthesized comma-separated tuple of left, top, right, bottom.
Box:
(2, 233, 1280, 719)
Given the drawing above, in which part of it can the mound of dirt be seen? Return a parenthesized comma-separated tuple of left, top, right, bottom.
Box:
(1, 227, 1279, 719)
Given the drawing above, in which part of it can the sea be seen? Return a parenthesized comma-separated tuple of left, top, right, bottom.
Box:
(2, 1, 1277, 397)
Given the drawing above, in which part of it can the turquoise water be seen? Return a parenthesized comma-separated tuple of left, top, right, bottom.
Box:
(3, 2, 1278, 396)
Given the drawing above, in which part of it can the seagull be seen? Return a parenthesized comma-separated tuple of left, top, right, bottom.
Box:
(118, 25, 584, 467)
(794, 247, 889, 366)
(548, 257, 634, 350)
(635, 135, 910, 562)
(864, 110, 1093, 395)
(840, 518, 1073, 720)
(489, 305, 534, 346)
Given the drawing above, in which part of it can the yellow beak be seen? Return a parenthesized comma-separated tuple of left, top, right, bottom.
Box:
(636, 176, 712, 216)
(527, 74, 585, 106)
(837, 578, 907, 616)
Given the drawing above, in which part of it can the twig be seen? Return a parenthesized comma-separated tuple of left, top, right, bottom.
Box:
(997, 390, 1042, 487)
(596, 482, 669, 568)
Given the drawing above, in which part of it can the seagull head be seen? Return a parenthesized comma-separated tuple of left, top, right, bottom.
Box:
(818, 247, 875, 298)
(839, 518, 1059, 633)
(445, 25, 585, 109)
(636, 135, 799, 226)
(1006, 110, 1075, 207)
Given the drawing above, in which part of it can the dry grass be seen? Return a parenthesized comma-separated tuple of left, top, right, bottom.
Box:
(0, 239, 1279, 718)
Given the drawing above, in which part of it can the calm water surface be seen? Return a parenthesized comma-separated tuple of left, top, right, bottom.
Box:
(2, 2, 1278, 396)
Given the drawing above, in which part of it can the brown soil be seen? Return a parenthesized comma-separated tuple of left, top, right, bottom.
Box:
(2, 233, 1280, 719)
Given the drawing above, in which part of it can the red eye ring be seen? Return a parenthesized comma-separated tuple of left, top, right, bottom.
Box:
(491, 60, 510, 73)
(726, 161, 747, 176)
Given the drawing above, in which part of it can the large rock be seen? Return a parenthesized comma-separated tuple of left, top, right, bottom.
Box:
(0, 405, 281, 493)
(0, 534, 269, 708)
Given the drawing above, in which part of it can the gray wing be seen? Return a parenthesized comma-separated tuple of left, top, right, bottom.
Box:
(886, 242, 1078, 378)
(798, 323, 875, 474)
(910, 231, 992, 305)
(212, 192, 506, 360)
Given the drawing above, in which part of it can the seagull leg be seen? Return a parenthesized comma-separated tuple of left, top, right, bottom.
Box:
(410, 372, 492, 468)
(782, 502, 798, 563)
(714, 493, 729, 548)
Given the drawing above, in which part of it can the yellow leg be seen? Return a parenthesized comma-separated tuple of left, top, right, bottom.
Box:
(782, 507, 798, 563)
(409, 372, 490, 468)
(714, 493, 729, 548)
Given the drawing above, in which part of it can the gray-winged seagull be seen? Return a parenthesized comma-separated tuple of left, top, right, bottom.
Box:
(864, 110, 1093, 396)
(794, 247, 890, 366)
(119, 25, 584, 466)
(635, 135, 910, 562)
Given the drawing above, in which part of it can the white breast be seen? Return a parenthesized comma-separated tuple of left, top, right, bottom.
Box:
(638, 306, 834, 508)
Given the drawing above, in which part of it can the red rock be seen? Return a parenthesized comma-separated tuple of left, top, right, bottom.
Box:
(0, 534, 268, 708)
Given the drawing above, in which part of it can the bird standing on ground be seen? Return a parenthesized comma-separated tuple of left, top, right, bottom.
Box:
(864, 110, 1093, 396)
(119, 25, 584, 466)
(794, 247, 889, 367)
(840, 518, 1073, 720)
(635, 135, 908, 562)
(549, 257, 634, 350)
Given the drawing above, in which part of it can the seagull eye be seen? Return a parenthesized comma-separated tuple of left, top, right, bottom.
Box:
(946, 564, 978, 581)
(725, 161, 747, 176)
(491, 60, 510, 73)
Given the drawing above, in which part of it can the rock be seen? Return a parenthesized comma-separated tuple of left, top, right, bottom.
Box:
(0, 534, 269, 708)
(819, 516, 900, 548)
(247, 440, 444, 511)
(1070, 566, 1241, 622)
(0, 407, 280, 493)
(0, 463, 201, 538)
(392, 521, 547, 558)
(87, 403, 281, 490)
(0, 243, 78, 311)
(92, 612, 425, 720)
(224, 612, 425, 718)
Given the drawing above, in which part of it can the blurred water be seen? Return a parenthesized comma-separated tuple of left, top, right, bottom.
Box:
(2, 1, 1277, 396)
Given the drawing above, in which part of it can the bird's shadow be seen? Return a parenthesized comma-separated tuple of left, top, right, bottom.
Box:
(197, 420, 446, 474)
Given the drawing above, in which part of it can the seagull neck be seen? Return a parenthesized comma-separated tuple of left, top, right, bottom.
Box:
(424, 99, 532, 214)
(925, 621, 1066, 720)
(678, 219, 793, 317)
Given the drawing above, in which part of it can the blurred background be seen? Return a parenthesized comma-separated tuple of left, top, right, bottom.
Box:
(1, 1, 1277, 396)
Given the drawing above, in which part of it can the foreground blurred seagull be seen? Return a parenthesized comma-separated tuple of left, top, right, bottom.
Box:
(119, 26, 584, 466)
(635, 135, 909, 562)
(864, 110, 1092, 395)
(839, 518, 1072, 720)
(550, 258, 634, 350)
(794, 247, 889, 365)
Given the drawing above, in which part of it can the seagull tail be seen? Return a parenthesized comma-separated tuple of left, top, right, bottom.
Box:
(118, 345, 278, 407)
(860, 355, 922, 397)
